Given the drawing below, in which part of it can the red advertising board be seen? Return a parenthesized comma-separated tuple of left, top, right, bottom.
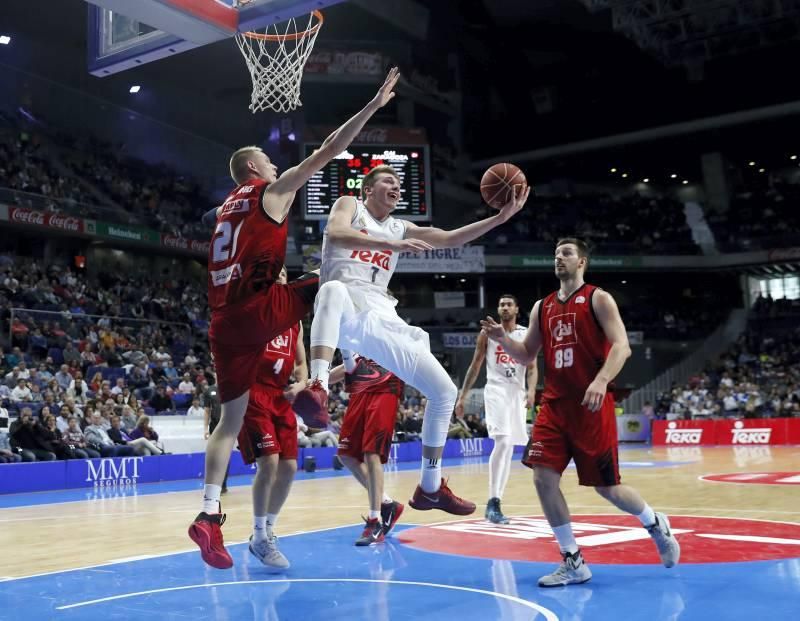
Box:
(9, 207, 83, 233)
(653, 418, 800, 446)
(161, 234, 210, 256)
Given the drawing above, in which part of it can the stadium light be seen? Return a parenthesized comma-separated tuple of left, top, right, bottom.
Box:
(682, 180, 689, 185)
(758, 168, 766, 173)
(129, 85, 141, 93)
(621, 173, 628, 178)
(670, 173, 677, 179)
(610, 167, 617, 173)
(0, 36, 10, 45)
(642, 178, 650, 183)
(748, 161, 756, 166)
(791, 155, 797, 160)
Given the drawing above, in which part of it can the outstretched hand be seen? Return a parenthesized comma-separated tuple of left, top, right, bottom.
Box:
(390, 238, 434, 253)
(496, 184, 531, 222)
(479, 316, 505, 340)
(371, 67, 401, 109)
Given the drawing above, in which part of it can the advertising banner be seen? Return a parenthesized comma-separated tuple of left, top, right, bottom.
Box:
(442, 332, 479, 349)
(8, 207, 83, 234)
(434, 291, 465, 309)
(617, 414, 650, 442)
(396, 246, 485, 273)
(652, 418, 799, 446)
(510, 255, 643, 270)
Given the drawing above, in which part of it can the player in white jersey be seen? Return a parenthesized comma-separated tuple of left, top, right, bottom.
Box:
(294, 165, 531, 515)
(456, 294, 537, 523)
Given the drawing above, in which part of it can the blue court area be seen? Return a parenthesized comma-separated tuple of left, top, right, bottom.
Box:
(2, 520, 797, 621)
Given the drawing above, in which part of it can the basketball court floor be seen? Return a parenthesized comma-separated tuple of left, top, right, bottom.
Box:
(1, 445, 798, 620)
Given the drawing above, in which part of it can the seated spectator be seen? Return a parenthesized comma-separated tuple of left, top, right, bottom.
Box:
(108, 415, 162, 456)
(10, 378, 32, 403)
(129, 415, 163, 451)
(55, 364, 72, 391)
(186, 398, 205, 418)
(447, 412, 472, 440)
(10, 408, 57, 461)
(88, 371, 104, 393)
(177, 373, 195, 395)
(54, 405, 71, 433)
(120, 406, 138, 432)
(0, 407, 22, 463)
(149, 385, 175, 413)
(80, 343, 98, 370)
(62, 341, 81, 365)
(110, 377, 126, 396)
(465, 413, 488, 438)
(84, 413, 135, 457)
(63, 416, 97, 459)
(66, 372, 90, 404)
(40, 414, 73, 460)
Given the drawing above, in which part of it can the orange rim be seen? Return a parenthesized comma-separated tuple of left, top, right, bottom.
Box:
(242, 10, 323, 41)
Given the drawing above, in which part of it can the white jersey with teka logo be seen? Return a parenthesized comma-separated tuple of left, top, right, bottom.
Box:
(486, 325, 528, 389)
(320, 199, 406, 295)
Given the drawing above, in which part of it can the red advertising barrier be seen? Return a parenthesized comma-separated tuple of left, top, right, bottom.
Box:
(653, 418, 799, 446)
(9, 207, 83, 233)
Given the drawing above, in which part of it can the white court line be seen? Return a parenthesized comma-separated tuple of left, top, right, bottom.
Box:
(55, 578, 559, 619)
(3, 522, 363, 582)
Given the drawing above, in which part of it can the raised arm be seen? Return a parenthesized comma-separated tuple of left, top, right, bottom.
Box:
(404, 185, 530, 248)
(454, 331, 488, 417)
(326, 197, 434, 252)
(582, 290, 632, 412)
(329, 364, 346, 385)
(480, 300, 543, 366)
(262, 68, 400, 220)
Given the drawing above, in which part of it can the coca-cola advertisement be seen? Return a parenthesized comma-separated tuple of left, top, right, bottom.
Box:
(161, 235, 210, 256)
(10, 208, 83, 232)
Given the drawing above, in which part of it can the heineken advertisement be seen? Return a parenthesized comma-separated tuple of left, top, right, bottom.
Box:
(510, 255, 644, 269)
(85, 220, 160, 244)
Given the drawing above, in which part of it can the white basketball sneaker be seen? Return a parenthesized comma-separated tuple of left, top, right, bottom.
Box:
(647, 512, 681, 568)
(538, 550, 592, 587)
(249, 533, 290, 570)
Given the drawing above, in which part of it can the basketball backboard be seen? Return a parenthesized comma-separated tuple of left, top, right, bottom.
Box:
(86, 0, 347, 77)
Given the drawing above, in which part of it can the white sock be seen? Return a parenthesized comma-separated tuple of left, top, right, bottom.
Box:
(202, 484, 222, 514)
(267, 513, 279, 528)
(552, 523, 579, 554)
(382, 492, 393, 504)
(636, 504, 656, 528)
(341, 349, 357, 373)
(254, 515, 268, 541)
(488, 436, 514, 499)
(420, 457, 442, 493)
(368, 510, 380, 520)
(310, 359, 330, 391)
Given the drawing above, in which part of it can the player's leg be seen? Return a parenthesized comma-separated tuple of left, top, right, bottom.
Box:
(295, 281, 358, 417)
(582, 398, 680, 568)
(523, 403, 591, 587)
(487, 434, 514, 523)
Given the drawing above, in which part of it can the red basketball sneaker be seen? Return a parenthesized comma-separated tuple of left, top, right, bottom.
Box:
(409, 478, 476, 515)
(292, 379, 329, 426)
(381, 500, 405, 535)
(188, 512, 233, 569)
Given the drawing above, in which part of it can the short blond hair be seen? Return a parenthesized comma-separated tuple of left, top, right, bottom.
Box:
(229, 146, 263, 184)
(361, 165, 400, 201)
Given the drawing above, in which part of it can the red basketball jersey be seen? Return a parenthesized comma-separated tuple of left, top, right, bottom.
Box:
(255, 323, 300, 390)
(539, 283, 611, 403)
(207, 179, 287, 311)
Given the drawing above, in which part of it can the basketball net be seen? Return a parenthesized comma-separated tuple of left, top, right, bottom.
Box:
(235, 10, 323, 113)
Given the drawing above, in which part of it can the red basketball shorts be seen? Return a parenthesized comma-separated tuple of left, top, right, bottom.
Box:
(522, 394, 620, 487)
(238, 385, 298, 464)
(337, 392, 399, 464)
(210, 273, 318, 402)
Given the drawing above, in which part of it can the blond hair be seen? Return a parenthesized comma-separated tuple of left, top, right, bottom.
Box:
(229, 146, 263, 185)
(360, 165, 400, 201)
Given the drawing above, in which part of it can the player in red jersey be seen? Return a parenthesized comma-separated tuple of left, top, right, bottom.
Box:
(481, 238, 680, 587)
(237, 267, 306, 570)
(329, 351, 405, 546)
(189, 68, 401, 569)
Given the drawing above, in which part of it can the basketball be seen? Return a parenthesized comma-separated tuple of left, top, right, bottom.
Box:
(480, 163, 527, 209)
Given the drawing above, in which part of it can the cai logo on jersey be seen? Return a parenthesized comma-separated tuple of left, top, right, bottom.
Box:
(549, 313, 577, 347)
(266, 333, 292, 356)
(494, 344, 518, 365)
(220, 198, 250, 216)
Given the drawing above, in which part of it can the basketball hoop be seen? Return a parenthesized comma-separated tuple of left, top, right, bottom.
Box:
(235, 10, 323, 113)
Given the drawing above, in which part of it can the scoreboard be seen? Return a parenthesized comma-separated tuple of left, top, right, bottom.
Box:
(302, 144, 432, 221)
